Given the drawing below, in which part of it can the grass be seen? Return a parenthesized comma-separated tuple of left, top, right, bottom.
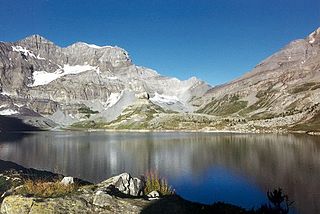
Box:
(256, 83, 277, 98)
(196, 99, 218, 114)
(17, 179, 78, 198)
(144, 171, 175, 196)
(197, 95, 248, 116)
(289, 82, 319, 94)
(215, 100, 248, 116)
(239, 89, 278, 118)
(71, 120, 107, 129)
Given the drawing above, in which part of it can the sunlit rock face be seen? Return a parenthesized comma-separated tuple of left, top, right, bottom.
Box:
(0, 35, 210, 127)
(197, 27, 320, 128)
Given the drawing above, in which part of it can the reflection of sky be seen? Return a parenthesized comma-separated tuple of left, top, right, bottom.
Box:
(171, 166, 266, 208)
(0, 132, 319, 213)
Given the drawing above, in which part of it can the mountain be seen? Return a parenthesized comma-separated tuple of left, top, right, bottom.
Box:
(196, 27, 320, 132)
(0, 35, 210, 130)
(0, 28, 320, 132)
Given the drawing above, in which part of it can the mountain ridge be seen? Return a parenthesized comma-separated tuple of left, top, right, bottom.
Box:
(1, 28, 320, 133)
(0, 34, 211, 130)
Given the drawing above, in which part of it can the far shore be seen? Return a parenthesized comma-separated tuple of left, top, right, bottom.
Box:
(55, 127, 320, 135)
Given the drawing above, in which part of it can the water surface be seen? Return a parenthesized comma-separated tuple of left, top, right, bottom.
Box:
(0, 131, 319, 213)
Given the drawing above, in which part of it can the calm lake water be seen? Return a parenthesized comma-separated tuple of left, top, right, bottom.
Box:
(0, 131, 319, 213)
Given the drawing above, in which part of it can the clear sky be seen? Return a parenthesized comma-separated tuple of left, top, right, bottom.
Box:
(0, 0, 319, 85)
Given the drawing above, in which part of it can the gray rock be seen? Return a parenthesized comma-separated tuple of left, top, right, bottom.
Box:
(147, 190, 160, 200)
(99, 173, 143, 197)
(60, 176, 74, 185)
(92, 190, 113, 207)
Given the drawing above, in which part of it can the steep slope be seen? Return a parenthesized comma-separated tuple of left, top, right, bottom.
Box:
(0, 35, 210, 129)
(196, 27, 320, 132)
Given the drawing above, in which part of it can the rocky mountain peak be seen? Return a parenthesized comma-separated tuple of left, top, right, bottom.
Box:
(22, 34, 52, 43)
(72, 42, 114, 49)
(64, 41, 131, 67)
(307, 27, 320, 44)
(17, 34, 55, 48)
(0, 33, 213, 128)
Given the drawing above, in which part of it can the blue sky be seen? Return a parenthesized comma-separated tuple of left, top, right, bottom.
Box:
(0, 0, 319, 85)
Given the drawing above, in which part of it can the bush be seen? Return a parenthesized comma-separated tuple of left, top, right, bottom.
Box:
(143, 171, 175, 196)
(17, 180, 78, 198)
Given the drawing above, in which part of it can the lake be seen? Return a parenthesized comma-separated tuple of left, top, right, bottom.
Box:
(0, 131, 319, 213)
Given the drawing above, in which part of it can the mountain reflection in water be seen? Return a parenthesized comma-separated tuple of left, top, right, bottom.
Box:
(0, 132, 319, 213)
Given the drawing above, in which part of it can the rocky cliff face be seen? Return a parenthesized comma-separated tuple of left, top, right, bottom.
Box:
(0, 35, 210, 128)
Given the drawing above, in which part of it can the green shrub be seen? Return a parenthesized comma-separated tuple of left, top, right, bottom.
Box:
(143, 171, 175, 196)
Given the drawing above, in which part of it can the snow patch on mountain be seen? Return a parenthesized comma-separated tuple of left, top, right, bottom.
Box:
(30, 64, 98, 87)
(105, 92, 122, 108)
(0, 109, 19, 115)
(0, 91, 12, 96)
(81, 42, 113, 49)
(12, 46, 46, 60)
(12, 46, 36, 58)
(36, 54, 46, 60)
(106, 76, 118, 80)
(150, 92, 179, 105)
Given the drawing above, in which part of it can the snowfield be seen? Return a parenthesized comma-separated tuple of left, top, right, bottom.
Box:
(29, 64, 98, 87)
(150, 92, 179, 105)
(0, 109, 19, 115)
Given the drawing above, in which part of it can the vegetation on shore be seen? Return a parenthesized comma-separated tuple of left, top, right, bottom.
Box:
(17, 179, 78, 198)
(143, 171, 175, 196)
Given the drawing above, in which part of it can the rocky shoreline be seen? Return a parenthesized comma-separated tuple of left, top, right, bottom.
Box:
(0, 159, 251, 214)
(66, 126, 320, 136)
(0, 159, 296, 214)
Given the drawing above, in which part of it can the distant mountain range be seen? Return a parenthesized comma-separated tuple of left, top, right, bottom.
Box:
(0, 27, 319, 132)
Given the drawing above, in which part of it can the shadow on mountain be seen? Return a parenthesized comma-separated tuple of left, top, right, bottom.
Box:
(0, 116, 41, 142)
(0, 116, 41, 132)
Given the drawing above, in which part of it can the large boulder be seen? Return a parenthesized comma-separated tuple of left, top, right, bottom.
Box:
(98, 172, 143, 197)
